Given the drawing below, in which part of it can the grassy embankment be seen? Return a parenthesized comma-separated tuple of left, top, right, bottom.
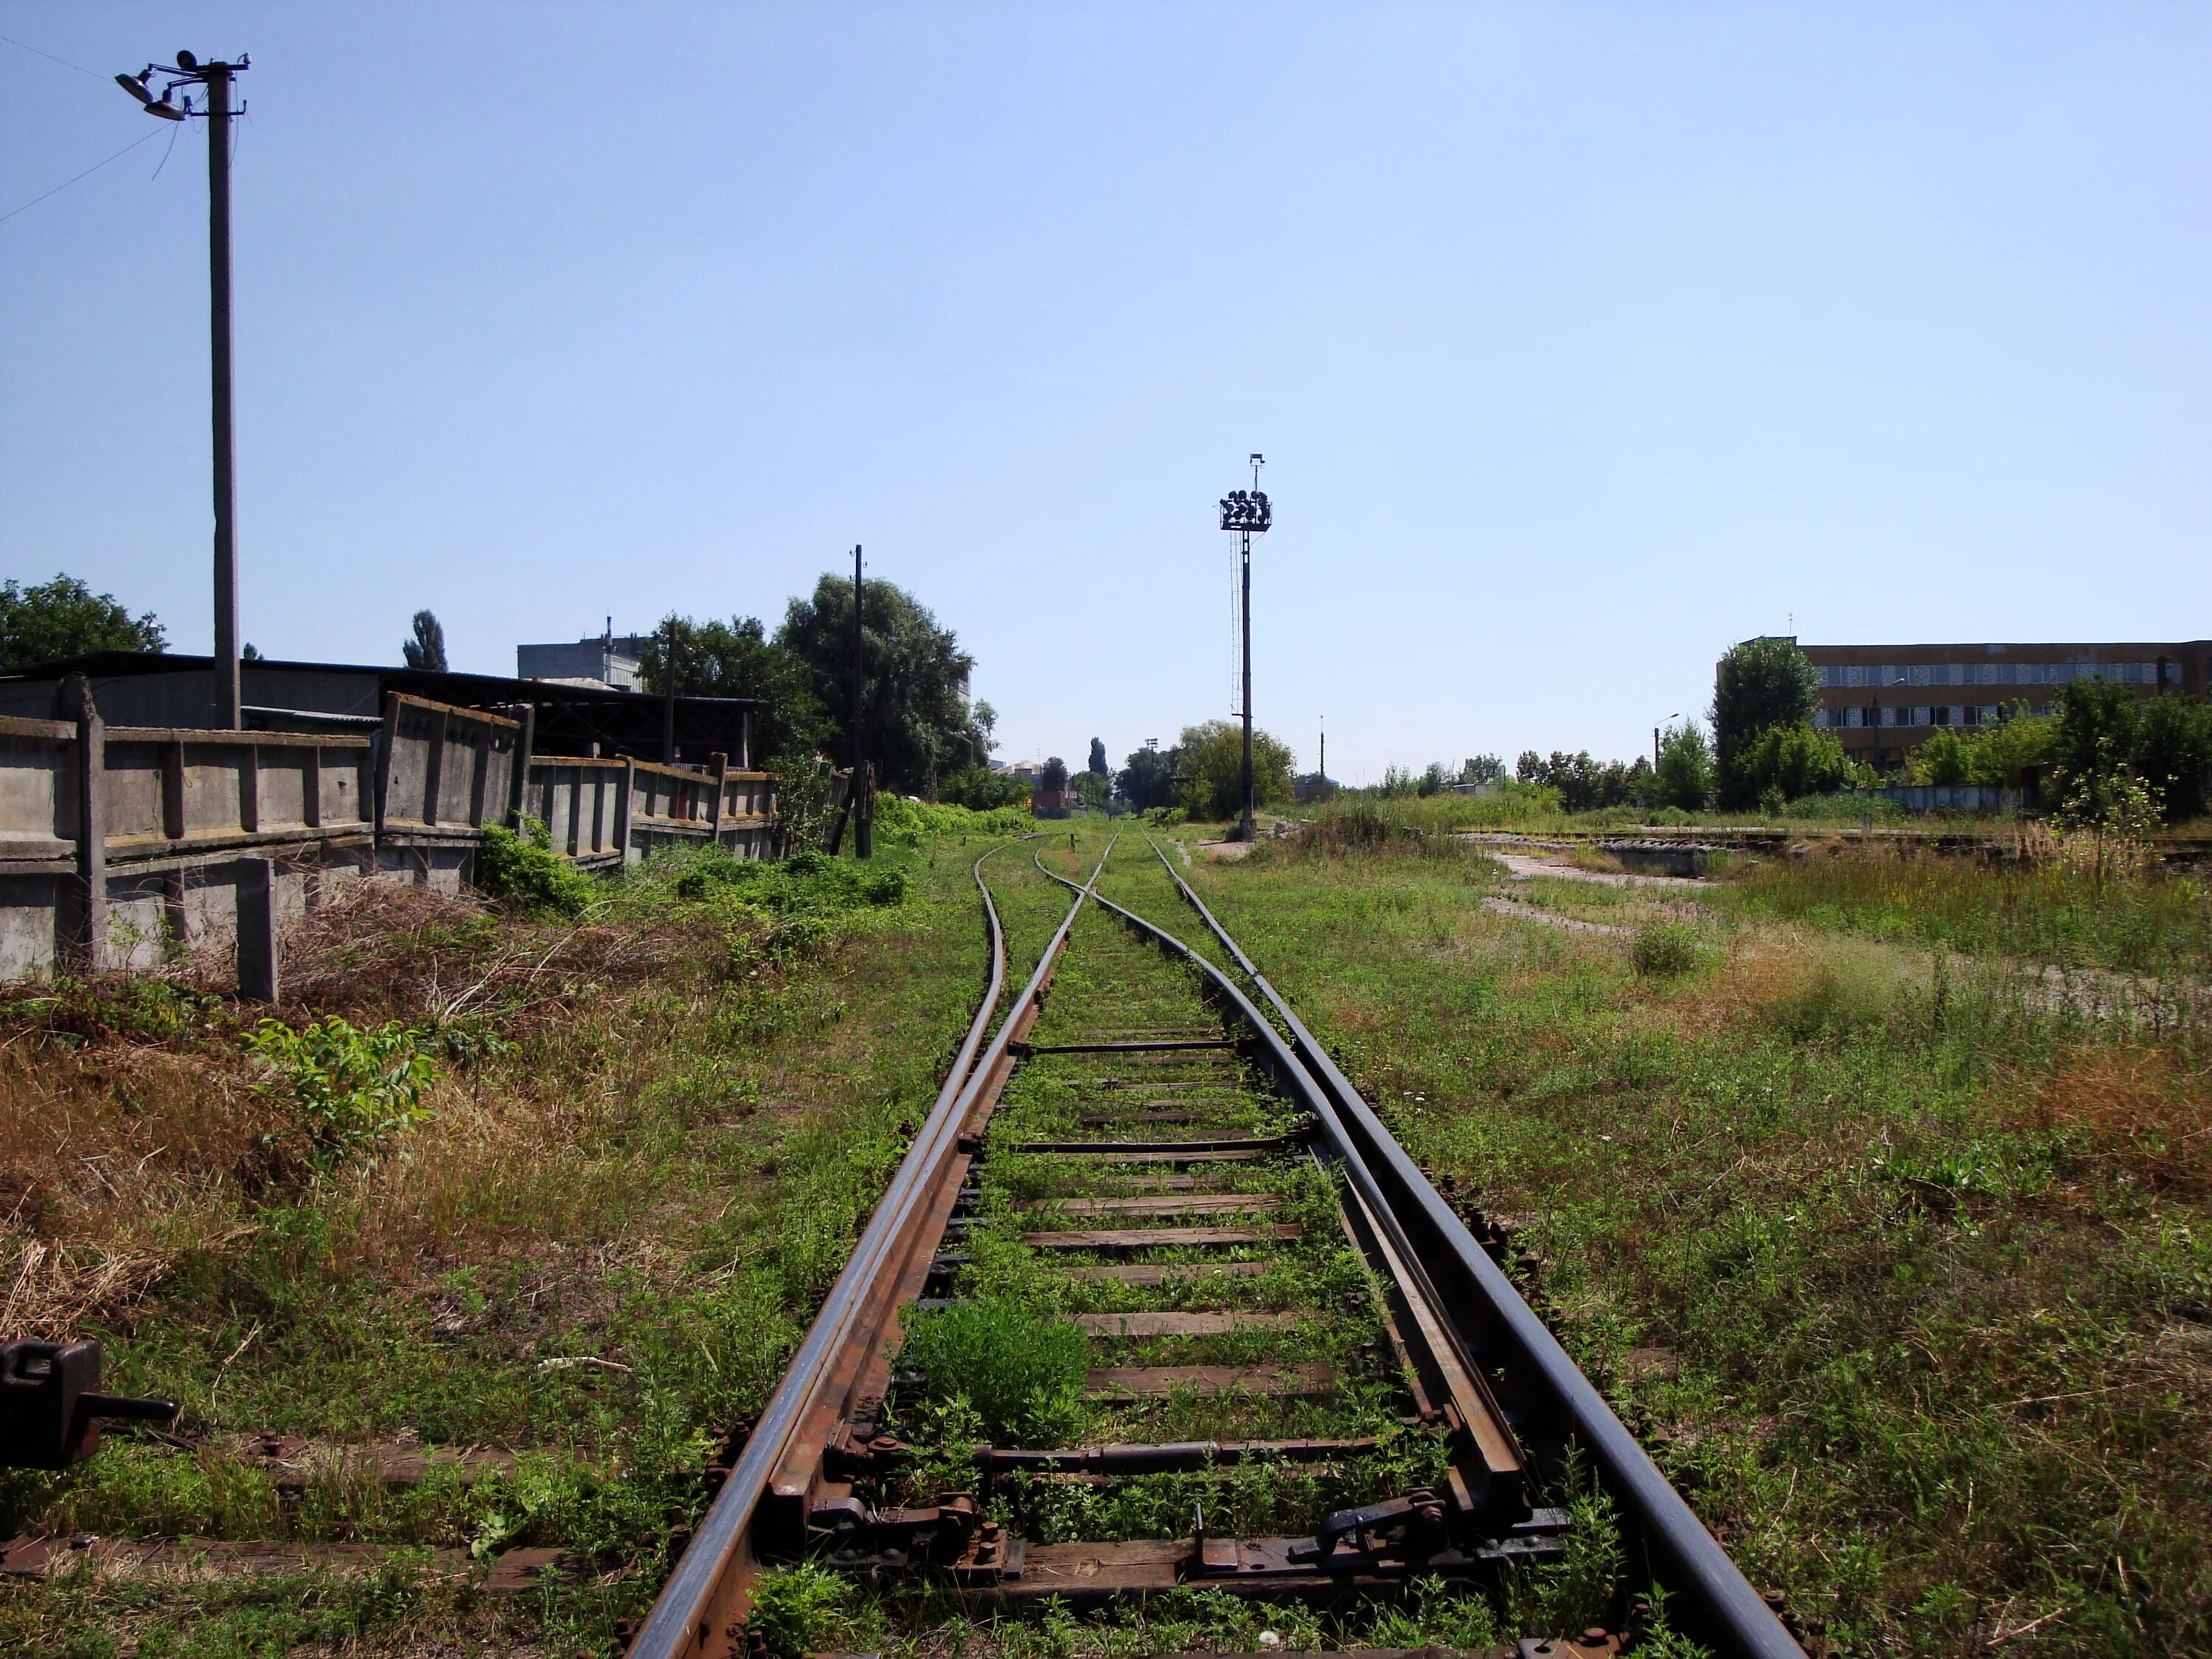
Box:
(0, 820, 1054, 1658)
(1117, 820, 2210, 1657)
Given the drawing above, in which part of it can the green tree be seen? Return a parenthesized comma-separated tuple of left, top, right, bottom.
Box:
(639, 614, 830, 765)
(1087, 737, 1109, 776)
(0, 574, 165, 669)
(776, 574, 991, 795)
(1738, 724, 1853, 807)
(1711, 637, 1820, 807)
(1174, 720, 1294, 821)
(1074, 770, 1109, 812)
(2135, 692, 2212, 821)
(2051, 680, 2212, 824)
(940, 765, 1029, 810)
(1115, 743, 1179, 811)
(1653, 721, 1713, 810)
(402, 610, 448, 671)
(1039, 756, 1070, 794)
(1461, 754, 1506, 785)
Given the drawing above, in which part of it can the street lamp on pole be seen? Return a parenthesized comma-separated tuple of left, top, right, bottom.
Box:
(1218, 456, 1270, 841)
(116, 50, 249, 729)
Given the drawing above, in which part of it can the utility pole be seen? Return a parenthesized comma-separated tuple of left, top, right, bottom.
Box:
(661, 617, 678, 763)
(1217, 456, 1270, 841)
(1319, 716, 1326, 788)
(116, 51, 248, 728)
(852, 544, 872, 860)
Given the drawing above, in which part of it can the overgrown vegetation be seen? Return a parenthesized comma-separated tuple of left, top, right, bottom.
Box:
(0, 825, 1029, 1655)
(1132, 819, 2212, 1655)
(475, 818, 597, 918)
(897, 1296, 1091, 1444)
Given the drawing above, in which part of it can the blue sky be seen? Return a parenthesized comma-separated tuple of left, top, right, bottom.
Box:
(5, 3, 2208, 783)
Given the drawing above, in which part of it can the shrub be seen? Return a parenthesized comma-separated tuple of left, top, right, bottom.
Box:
(243, 1016, 437, 1169)
(1630, 923, 1703, 978)
(748, 1564, 866, 1658)
(897, 1295, 1090, 1444)
(475, 818, 596, 919)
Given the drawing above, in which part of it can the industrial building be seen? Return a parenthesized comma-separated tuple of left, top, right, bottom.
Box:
(1795, 639, 2211, 767)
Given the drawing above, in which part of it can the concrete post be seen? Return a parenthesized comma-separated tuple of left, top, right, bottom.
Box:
(509, 704, 537, 828)
(709, 751, 728, 848)
(236, 856, 277, 1003)
(62, 674, 106, 972)
(616, 757, 636, 864)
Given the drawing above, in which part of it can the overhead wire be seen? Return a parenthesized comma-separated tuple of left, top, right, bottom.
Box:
(0, 30, 105, 78)
(0, 128, 161, 226)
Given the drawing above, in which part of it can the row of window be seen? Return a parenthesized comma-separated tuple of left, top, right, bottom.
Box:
(1821, 704, 2051, 730)
(1815, 661, 2169, 689)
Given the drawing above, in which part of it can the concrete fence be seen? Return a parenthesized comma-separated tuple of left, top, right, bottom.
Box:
(0, 679, 774, 987)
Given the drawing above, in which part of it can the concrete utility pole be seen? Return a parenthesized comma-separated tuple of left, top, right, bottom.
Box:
(852, 544, 872, 860)
(116, 51, 249, 728)
(1218, 456, 1270, 840)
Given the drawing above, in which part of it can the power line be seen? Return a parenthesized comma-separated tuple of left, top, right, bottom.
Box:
(0, 128, 161, 226)
(0, 30, 105, 78)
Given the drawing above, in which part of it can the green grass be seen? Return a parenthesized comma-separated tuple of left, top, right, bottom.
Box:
(1711, 847, 2212, 977)
(0, 834, 1026, 1656)
(1116, 825, 2212, 1657)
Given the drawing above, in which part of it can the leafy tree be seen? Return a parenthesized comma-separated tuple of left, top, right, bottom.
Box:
(2134, 692, 2212, 821)
(1907, 705, 2053, 788)
(1074, 770, 1109, 812)
(777, 574, 991, 796)
(1039, 756, 1070, 794)
(1174, 720, 1294, 821)
(2051, 680, 2212, 824)
(1115, 744, 1179, 811)
(1712, 637, 1820, 807)
(1417, 762, 1452, 797)
(1514, 750, 1652, 813)
(1737, 724, 1853, 807)
(1379, 765, 1420, 799)
(940, 765, 1029, 810)
(0, 574, 165, 669)
(1461, 754, 1506, 785)
(1087, 737, 1109, 776)
(639, 614, 830, 766)
(1653, 721, 1713, 810)
(402, 610, 448, 671)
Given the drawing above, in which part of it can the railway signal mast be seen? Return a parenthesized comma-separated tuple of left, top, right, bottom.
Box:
(1219, 456, 1271, 841)
(114, 49, 250, 728)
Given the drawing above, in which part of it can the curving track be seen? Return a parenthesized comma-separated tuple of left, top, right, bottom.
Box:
(626, 834, 1804, 1659)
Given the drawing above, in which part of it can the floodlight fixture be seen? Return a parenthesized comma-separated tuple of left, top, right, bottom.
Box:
(114, 72, 153, 104)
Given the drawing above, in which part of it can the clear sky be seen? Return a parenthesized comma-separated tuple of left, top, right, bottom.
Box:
(5, 3, 2208, 783)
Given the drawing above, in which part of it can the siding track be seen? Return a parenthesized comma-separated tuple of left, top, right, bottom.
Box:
(626, 836, 1803, 1659)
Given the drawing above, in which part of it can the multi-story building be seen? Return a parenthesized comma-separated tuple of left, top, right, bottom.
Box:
(517, 627, 651, 691)
(1795, 639, 2211, 767)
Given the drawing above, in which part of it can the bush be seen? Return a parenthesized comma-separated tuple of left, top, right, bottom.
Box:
(1630, 923, 1703, 978)
(897, 1295, 1090, 1444)
(869, 793, 1029, 846)
(475, 819, 596, 919)
(243, 1016, 437, 1169)
(1737, 723, 1857, 809)
(939, 765, 1030, 811)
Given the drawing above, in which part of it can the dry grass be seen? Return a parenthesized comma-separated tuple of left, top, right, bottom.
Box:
(2012, 1044, 2212, 1193)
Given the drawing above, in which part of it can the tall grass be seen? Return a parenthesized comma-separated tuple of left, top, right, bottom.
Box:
(1715, 849, 2212, 976)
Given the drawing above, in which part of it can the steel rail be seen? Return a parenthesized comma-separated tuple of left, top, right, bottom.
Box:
(1134, 835, 1803, 1658)
(629, 838, 1106, 1659)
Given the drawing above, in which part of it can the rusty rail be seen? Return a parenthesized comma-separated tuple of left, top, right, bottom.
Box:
(627, 838, 1109, 1659)
(1136, 834, 1803, 1658)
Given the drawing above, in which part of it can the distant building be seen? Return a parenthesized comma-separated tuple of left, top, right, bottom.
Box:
(517, 629, 652, 691)
(1293, 773, 1337, 804)
(1792, 639, 2211, 768)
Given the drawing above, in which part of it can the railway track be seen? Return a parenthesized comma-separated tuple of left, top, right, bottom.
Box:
(627, 834, 1804, 1659)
